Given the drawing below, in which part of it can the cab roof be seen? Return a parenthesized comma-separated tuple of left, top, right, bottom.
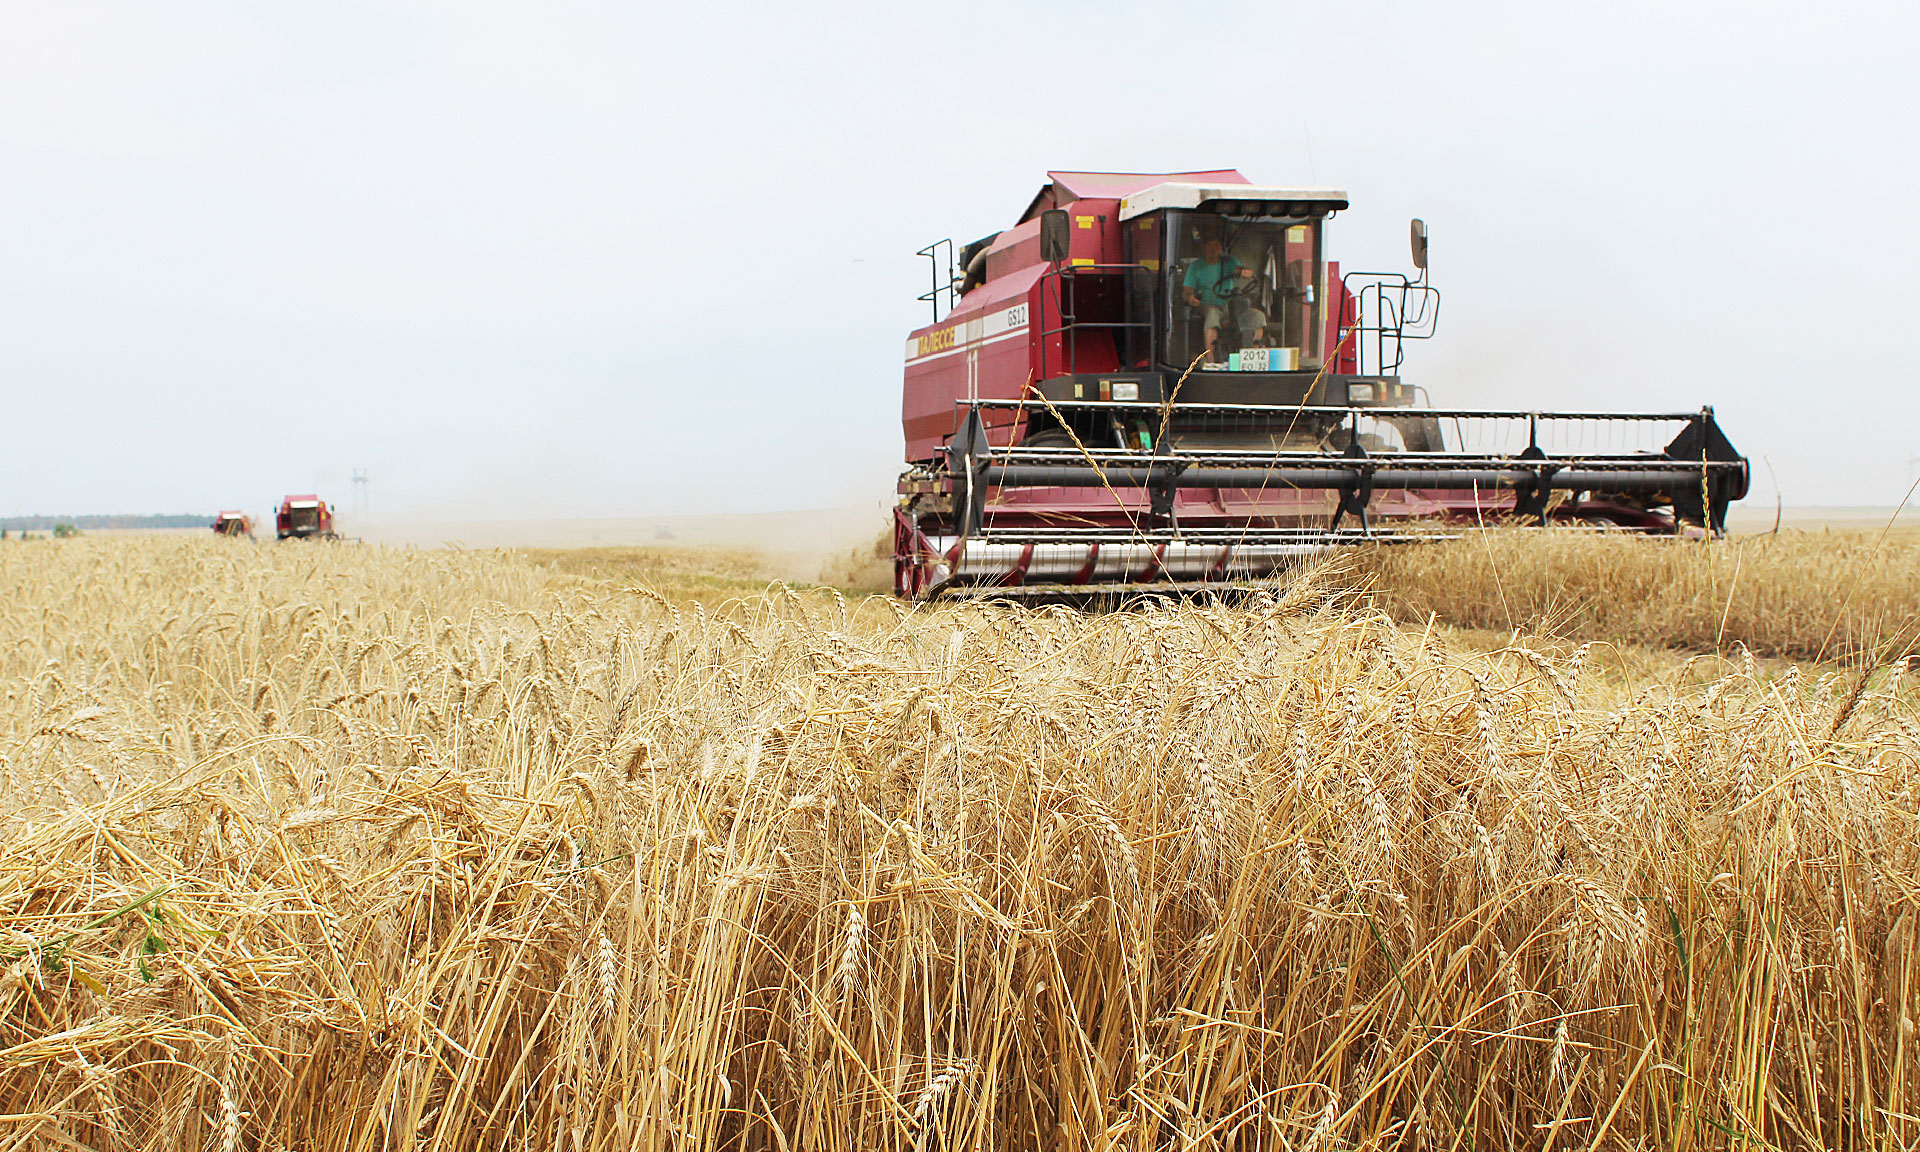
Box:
(1018, 170, 1348, 223)
(1018, 170, 1249, 221)
(1119, 183, 1349, 220)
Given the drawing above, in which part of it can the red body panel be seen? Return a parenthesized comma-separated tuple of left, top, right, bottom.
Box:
(902, 267, 1042, 462)
(1327, 261, 1360, 373)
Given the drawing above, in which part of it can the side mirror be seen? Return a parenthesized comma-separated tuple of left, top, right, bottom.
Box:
(1409, 218, 1429, 270)
(1039, 209, 1071, 263)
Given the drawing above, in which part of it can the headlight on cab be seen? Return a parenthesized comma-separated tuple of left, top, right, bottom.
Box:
(1110, 381, 1140, 401)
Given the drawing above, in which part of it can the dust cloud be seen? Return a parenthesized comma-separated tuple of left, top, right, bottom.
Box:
(359, 504, 892, 588)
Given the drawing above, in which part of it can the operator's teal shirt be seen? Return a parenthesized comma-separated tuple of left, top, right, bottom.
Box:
(1183, 256, 1242, 307)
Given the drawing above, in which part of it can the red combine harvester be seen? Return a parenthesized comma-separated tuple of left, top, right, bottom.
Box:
(275, 495, 336, 540)
(211, 511, 254, 539)
(894, 170, 1749, 598)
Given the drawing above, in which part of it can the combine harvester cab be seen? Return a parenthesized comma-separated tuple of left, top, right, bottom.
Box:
(211, 511, 255, 539)
(894, 170, 1749, 599)
(275, 495, 337, 540)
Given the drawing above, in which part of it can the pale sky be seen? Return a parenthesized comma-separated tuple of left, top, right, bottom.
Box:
(3, 1, 1915, 523)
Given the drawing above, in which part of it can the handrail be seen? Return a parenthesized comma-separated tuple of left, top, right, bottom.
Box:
(1035, 262, 1155, 381)
(917, 238, 956, 322)
(1338, 270, 1441, 377)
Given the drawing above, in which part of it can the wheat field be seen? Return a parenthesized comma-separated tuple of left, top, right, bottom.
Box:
(2, 537, 1916, 1151)
(1352, 528, 1920, 663)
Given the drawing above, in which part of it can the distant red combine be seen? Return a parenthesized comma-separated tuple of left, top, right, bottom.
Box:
(211, 511, 254, 539)
(275, 496, 336, 540)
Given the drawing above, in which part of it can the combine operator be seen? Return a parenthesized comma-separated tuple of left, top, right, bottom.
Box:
(1181, 235, 1267, 362)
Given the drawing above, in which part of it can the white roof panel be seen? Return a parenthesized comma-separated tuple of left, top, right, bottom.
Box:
(1118, 183, 1349, 221)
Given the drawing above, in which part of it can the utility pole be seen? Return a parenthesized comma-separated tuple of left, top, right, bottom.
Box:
(351, 469, 369, 524)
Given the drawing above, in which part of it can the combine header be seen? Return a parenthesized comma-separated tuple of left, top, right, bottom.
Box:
(894, 170, 1748, 598)
(275, 495, 336, 540)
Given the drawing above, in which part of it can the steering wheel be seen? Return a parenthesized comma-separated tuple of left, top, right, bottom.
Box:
(1211, 268, 1260, 299)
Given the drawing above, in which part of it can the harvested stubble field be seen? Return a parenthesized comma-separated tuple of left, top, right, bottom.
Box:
(1, 537, 1917, 1152)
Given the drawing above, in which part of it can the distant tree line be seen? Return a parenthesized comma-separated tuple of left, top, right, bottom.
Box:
(0, 514, 210, 532)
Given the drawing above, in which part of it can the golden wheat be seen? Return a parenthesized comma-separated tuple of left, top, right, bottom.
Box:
(1352, 526, 1920, 661)
(0, 536, 1914, 1151)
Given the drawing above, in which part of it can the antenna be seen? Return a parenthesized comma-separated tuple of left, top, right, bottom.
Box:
(351, 469, 369, 524)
